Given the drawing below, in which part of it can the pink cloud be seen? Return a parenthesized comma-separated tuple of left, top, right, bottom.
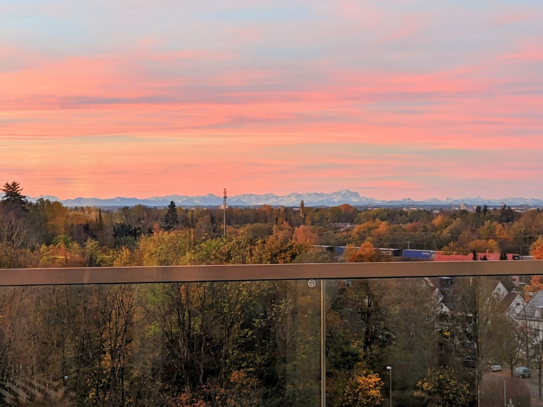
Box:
(2, 3, 543, 200)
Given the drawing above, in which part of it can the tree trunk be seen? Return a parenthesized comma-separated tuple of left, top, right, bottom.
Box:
(539, 367, 542, 400)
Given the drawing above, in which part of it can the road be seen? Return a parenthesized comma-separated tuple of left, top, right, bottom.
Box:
(526, 376, 543, 406)
(488, 370, 543, 406)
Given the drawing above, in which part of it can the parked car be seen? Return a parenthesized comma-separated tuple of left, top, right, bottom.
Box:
(461, 356, 476, 368)
(491, 364, 502, 372)
(513, 367, 531, 378)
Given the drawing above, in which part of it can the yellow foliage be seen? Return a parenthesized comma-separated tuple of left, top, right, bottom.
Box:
(479, 221, 497, 239)
(495, 224, 511, 240)
(432, 215, 452, 231)
(113, 247, 136, 267)
(137, 230, 191, 266)
(351, 220, 381, 238)
(467, 239, 500, 253)
(343, 372, 384, 407)
(416, 367, 469, 407)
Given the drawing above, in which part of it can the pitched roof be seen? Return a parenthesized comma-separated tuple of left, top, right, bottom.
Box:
(498, 292, 522, 313)
(522, 290, 543, 320)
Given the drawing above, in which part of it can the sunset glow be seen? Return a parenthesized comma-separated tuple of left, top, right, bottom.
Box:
(2, 0, 543, 199)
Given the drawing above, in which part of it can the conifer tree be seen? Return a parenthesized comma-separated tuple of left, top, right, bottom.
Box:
(163, 201, 179, 231)
(1, 181, 27, 206)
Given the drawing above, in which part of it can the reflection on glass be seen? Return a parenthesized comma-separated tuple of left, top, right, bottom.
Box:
(0, 274, 540, 406)
(326, 276, 534, 407)
(0, 281, 321, 406)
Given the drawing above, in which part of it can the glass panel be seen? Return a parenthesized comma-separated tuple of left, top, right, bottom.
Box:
(0, 270, 540, 406)
(326, 275, 537, 407)
(0, 280, 321, 406)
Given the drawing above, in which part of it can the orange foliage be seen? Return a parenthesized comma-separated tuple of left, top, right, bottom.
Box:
(169, 394, 206, 407)
(534, 245, 543, 260)
(347, 242, 381, 262)
(343, 372, 384, 406)
(531, 236, 543, 260)
(371, 221, 390, 237)
(339, 204, 357, 214)
(524, 275, 543, 301)
(405, 222, 421, 233)
(292, 226, 318, 245)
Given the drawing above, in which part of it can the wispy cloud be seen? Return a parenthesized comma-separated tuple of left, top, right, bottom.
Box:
(1, 0, 543, 199)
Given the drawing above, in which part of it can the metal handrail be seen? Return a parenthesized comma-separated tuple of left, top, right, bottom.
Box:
(0, 260, 542, 286)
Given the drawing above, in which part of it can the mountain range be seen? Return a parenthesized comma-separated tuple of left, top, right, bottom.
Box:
(27, 190, 543, 208)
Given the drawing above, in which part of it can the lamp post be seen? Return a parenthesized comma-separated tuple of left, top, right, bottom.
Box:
(386, 366, 392, 407)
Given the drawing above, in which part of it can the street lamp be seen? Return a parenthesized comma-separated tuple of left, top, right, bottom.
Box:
(386, 366, 392, 407)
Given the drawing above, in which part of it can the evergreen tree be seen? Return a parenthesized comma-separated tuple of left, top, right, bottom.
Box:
(163, 201, 179, 231)
(1, 181, 27, 206)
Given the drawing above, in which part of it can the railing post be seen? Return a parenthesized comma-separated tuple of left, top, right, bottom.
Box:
(321, 279, 326, 407)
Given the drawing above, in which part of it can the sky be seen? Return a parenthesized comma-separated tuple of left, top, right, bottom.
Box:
(1, 0, 543, 200)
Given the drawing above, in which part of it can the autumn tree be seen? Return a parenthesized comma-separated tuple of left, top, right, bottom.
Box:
(347, 242, 382, 262)
(0, 182, 36, 268)
(494, 313, 525, 376)
(523, 267, 543, 301)
(342, 372, 384, 407)
(293, 249, 333, 263)
(39, 235, 86, 267)
(448, 277, 506, 395)
(416, 367, 469, 407)
(531, 236, 543, 259)
(467, 239, 500, 254)
(292, 225, 319, 245)
(138, 230, 191, 266)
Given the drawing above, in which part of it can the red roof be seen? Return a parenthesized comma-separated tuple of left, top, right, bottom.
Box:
(434, 252, 515, 262)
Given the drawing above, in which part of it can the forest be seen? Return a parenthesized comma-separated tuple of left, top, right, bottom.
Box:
(0, 276, 537, 407)
(1, 181, 543, 270)
(1, 181, 543, 406)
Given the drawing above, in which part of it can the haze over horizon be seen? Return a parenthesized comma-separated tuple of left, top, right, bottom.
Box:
(23, 189, 543, 208)
(2, 0, 543, 199)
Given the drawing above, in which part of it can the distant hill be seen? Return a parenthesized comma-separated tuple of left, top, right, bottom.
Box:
(25, 190, 543, 208)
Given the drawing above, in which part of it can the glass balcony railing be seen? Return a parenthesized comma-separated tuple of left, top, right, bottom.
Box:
(0, 261, 542, 406)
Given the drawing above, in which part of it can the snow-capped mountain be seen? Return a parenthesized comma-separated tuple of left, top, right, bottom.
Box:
(234, 190, 375, 206)
(26, 190, 543, 208)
